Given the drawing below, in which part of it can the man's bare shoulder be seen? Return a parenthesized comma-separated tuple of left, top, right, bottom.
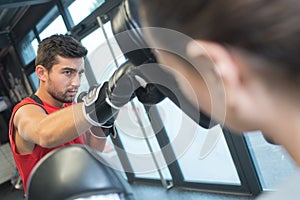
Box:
(12, 104, 47, 153)
(13, 103, 47, 133)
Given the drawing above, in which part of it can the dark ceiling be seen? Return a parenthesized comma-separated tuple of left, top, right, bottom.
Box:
(0, 0, 53, 50)
(0, 0, 53, 31)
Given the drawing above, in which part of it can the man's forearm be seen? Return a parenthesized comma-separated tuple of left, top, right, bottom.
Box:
(36, 103, 92, 148)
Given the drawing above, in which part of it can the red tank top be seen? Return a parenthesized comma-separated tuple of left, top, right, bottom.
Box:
(9, 97, 84, 194)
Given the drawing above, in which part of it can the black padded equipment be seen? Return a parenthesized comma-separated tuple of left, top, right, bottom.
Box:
(111, 0, 156, 66)
(111, 0, 216, 129)
(26, 145, 135, 200)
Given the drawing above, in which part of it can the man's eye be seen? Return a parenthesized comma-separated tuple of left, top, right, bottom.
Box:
(64, 70, 71, 75)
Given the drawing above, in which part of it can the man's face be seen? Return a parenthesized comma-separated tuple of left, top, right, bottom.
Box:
(46, 55, 84, 103)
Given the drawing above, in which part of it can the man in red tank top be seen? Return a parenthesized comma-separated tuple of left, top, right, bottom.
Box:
(9, 34, 108, 195)
(9, 32, 160, 197)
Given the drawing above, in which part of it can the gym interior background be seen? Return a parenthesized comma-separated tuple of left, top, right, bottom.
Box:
(0, 0, 297, 199)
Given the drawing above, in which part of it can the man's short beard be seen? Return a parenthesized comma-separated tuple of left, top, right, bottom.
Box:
(49, 89, 74, 104)
(46, 77, 76, 104)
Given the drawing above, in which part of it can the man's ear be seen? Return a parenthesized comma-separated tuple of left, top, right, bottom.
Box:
(35, 65, 47, 82)
(186, 40, 244, 109)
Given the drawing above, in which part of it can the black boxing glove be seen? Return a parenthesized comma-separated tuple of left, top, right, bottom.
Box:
(81, 61, 140, 127)
(135, 84, 166, 105)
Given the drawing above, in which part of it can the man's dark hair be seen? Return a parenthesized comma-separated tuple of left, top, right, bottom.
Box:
(35, 34, 88, 71)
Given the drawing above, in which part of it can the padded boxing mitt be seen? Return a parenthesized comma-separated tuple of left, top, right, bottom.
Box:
(134, 84, 166, 105)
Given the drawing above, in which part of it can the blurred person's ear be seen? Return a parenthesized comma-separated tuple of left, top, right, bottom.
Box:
(186, 40, 241, 107)
(187, 40, 259, 131)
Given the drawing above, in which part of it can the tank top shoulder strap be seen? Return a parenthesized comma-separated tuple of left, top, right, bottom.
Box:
(28, 94, 48, 114)
(30, 94, 44, 105)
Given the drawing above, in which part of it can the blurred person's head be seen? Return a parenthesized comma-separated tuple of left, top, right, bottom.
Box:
(137, 0, 300, 163)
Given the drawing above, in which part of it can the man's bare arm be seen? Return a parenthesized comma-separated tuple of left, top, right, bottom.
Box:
(14, 103, 91, 148)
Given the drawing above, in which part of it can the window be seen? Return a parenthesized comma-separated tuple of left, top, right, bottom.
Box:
(36, 6, 67, 40)
(115, 98, 172, 180)
(245, 131, 297, 189)
(81, 21, 126, 84)
(79, 9, 258, 195)
(67, 0, 105, 26)
(39, 15, 67, 40)
(29, 72, 39, 91)
(115, 98, 244, 192)
(18, 31, 38, 66)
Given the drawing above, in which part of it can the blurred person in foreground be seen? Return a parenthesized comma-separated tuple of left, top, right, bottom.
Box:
(136, 0, 300, 199)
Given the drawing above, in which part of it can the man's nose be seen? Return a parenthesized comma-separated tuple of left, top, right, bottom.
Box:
(72, 73, 81, 87)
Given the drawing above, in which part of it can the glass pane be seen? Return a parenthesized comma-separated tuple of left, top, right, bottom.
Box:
(29, 72, 39, 91)
(18, 31, 37, 66)
(245, 131, 297, 189)
(39, 15, 67, 40)
(31, 39, 39, 56)
(114, 98, 172, 179)
(36, 6, 67, 40)
(81, 21, 126, 84)
(156, 99, 241, 185)
(67, 0, 105, 26)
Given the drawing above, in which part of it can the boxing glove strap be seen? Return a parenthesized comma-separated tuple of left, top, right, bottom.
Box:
(82, 83, 104, 107)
